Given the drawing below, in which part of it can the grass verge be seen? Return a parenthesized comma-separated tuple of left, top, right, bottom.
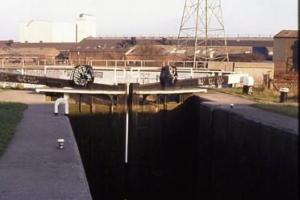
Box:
(216, 87, 299, 117)
(217, 87, 280, 103)
(0, 102, 27, 156)
(251, 104, 298, 118)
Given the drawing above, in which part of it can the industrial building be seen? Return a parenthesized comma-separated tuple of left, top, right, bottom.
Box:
(273, 30, 298, 75)
(75, 14, 97, 43)
(19, 14, 96, 43)
(1, 36, 274, 63)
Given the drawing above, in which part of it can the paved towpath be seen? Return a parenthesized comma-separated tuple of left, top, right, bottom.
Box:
(0, 90, 92, 200)
(197, 91, 298, 134)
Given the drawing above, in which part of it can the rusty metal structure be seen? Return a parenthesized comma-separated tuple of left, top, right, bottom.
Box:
(177, 0, 229, 68)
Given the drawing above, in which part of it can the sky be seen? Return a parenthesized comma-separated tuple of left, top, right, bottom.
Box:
(0, 0, 298, 41)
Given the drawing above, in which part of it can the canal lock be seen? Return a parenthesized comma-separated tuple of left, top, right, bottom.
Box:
(68, 92, 298, 200)
(69, 93, 201, 200)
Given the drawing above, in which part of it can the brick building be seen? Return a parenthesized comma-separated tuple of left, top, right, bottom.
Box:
(273, 30, 298, 75)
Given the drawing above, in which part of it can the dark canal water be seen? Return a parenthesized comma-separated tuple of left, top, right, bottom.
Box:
(69, 96, 200, 200)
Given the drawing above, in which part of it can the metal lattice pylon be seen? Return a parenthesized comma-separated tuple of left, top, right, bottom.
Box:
(177, 0, 229, 68)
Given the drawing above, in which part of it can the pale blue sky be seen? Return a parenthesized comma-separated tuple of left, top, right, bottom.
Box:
(0, 0, 298, 40)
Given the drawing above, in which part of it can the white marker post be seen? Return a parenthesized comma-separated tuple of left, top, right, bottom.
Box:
(125, 83, 130, 164)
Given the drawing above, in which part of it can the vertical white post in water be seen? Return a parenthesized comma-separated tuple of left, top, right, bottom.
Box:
(125, 83, 130, 164)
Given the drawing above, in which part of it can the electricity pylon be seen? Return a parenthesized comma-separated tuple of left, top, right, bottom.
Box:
(177, 0, 229, 68)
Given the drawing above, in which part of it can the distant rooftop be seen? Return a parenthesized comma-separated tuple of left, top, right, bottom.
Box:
(274, 30, 298, 39)
(0, 36, 274, 53)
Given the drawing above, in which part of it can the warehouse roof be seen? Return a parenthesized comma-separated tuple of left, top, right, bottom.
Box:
(0, 41, 9, 48)
(1, 36, 274, 51)
(274, 30, 298, 39)
(0, 47, 59, 57)
(10, 42, 76, 51)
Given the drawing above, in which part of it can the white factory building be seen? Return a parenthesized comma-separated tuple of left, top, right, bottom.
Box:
(19, 14, 96, 43)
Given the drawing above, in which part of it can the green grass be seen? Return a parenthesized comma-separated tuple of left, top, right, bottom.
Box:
(217, 87, 281, 103)
(251, 104, 298, 118)
(0, 102, 27, 156)
(216, 87, 299, 117)
(218, 87, 299, 103)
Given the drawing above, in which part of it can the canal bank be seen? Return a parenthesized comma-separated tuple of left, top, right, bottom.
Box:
(0, 101, 92, 200)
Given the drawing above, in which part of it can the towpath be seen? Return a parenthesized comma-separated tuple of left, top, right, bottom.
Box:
(0, 89, 92, 200)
